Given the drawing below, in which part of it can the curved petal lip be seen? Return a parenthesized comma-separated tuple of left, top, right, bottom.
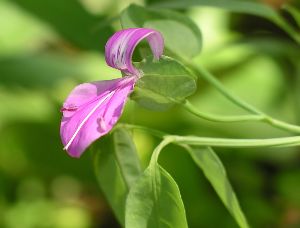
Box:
(105, 28, 164, 75)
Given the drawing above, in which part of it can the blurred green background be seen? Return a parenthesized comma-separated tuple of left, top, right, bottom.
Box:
(1, 0, 300, 227)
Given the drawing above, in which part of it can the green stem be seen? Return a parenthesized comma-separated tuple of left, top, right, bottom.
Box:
(120, 124, 300, 148)
(167, 135, 300, 148)
(262, 117, 300, 134)
(182, 99, 300, 133)
(183, 62, 300, 134)
(189, 63, 263, 115)
(150, 138, 173, 165)
(182, 100, 265, 122)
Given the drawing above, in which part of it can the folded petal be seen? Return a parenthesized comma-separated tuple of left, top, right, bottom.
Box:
(60, 77, 135, 157)
(105, 28, 164, 76)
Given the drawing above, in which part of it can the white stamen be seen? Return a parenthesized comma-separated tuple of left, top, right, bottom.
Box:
(99, 117, 107, 131)
(64, 90, 115, 151)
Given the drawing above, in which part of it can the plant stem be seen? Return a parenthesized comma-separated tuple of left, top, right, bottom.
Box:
(182, 100, 265, 122)
(120, 124, 300, 148)
(190, 63, 263, 115)
(182, 99, 300, 133)
(150, 138, 173, 165)
(183, 62, 300, 134)
(262, 117, 300, 134)
(166, 135, 300, 148)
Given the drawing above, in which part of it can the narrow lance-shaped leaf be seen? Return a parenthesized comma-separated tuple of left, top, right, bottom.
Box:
(121, 4, 202, 58)
(186, 146, 249, 228)
(93, 138, 127, 226)
(113, 128, 142, 188)
(93, 128, 142, 226)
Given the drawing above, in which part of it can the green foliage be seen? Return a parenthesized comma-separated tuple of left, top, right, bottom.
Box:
(150, 0, 300, 44)
(93, 128, 142, 225)
(94, 141, 127, 225)
(150, 0, 280, 21)
(132, 56, 197, 111)
(186, 146, 249, 228)
(10, 0, 113, 52)
(283, 5, 300, 27)
(112, 128, 142, 188)
(126, 164, 188, 228)
(121, 4, 202, 58)
(0, 54, 82, 89)
(276, 170, 300, 206)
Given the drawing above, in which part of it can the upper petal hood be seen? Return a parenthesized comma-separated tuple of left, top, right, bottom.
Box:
(105, 28, 164, 76)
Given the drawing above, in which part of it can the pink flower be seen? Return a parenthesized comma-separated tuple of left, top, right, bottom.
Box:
(60, 28, 164, 157)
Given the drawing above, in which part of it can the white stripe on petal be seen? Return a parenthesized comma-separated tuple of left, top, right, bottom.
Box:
(63, 90, 115, 151)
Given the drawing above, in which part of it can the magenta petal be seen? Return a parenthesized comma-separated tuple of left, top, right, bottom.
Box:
(60, 77, 136, 158)
(105, 28, 164, 76)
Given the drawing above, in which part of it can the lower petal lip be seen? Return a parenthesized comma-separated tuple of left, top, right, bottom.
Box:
(60, 76, 136, 157)
(63, 89, 116, 152)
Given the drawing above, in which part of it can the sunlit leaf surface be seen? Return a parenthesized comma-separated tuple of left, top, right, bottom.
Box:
(132, 56, 197, 111)
(121, 4, 202, 58)
(126, 165, 188, 228)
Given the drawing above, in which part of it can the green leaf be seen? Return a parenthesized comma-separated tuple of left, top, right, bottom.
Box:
(126, 164, 188, 228)
(113, 128, 142, 188)
(132, 56, 197, 111)
(0, 54, 82, 89)
(186, 146, 249, 228)
(93, 139, 127, 226)
(121, 4, 202, 58)
(10, 0, 113, 52)
(151, 0, 280, 22)
(93, 128, 142, 226)
(283, 5, 300, 27)
(150, 0, 300, 44)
